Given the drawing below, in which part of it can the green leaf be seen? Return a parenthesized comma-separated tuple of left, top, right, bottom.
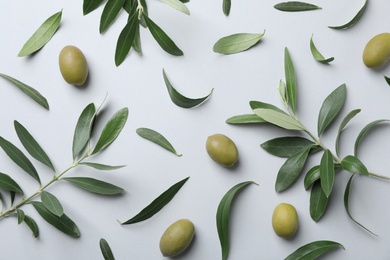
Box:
(163, 69, 213, 108)
(136, 127, 182, 156)
(14, 120, 55, 172)
(320, 150, 334, 197)
(123, 0, 136, 14)
(0, 137, 40, 184)
(310, 180, 329, 221)
(213, 32, 265, 55)
(284, 48, 297, 113)
(285, 240, 344, 260)
(310, 34, 334, 63)
(225, 114, 266, 124)
(100, 238, 116, 260)
(23, 214, 39, 238)
(261, 137, 315, 158)
(161, 0, 190, 15)
(341, 155, 369, 175)
(62, 177, 124, 195)
(250, 100, 287, 114)
(115, 12, 139, 66)
(80, 162, 126, 170)
(274, 1, 321, 12)
(0, 172, 24, 194)
(31, 201, 80, 237)
(84, 0, 106, 15)
(317, 84, 347, 136)
(335, 109, 361, 157)
(92, 107, 129, 155)
(344, 175, 377, 236)
(329, 0, 368, 30)
(132, 23, 142, 55)
(304, 165, 320, 190)
(216, 181, 257, 260)
(40, 191, 64, 217)
(275, 146, 311, 192)
(385, 76, 390, 86)
(16, 209, 26, 224)
(143, 14, 183, 56)
(100, 0, 126, 33)
(253, 108, 304, 130)
(0, 73, 49, 110)
(121, 177, 189, 225)
(17, 10, 62, 57)
(72, 103, 97, 159)
(223, 0, 231, 15)
(354, 119, 388, 157)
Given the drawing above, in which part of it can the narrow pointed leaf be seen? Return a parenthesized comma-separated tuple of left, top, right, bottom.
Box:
(213, 32, 265, 55)
(41, 191, 64, 217)
(136, 127, 182, 156)
(62, 177, 124, 195)
(23, 214, 39, 238)
(304, 165, 320, 190)
(10, 191, 16, 205)
(285, 240, 344, 260)
(115, 13, 139, 66)
(320, 150, 334, 197)
(16, 209, 25, 224)
(341, 155, 369, 175)
(284, 47, 297, 113)
(100, 0, 126, 33)
(335, 109, 361, 157)
(249, 100, 286, 114)
(223, 0, 231, 15)
(161, 0, 190, 15)
(317, 84, 347, 136)
(310, 34, 334, 63)
(0, 172, 24, 194)
(123, 0, 136, 14)
(163, 69, 213, 108)
(253, 108, 304, 130)
(14, 120, 55, 172)
(100, 238, 115, 260)
(329, 0, 368, 30)
(18, 10, 62, 57)
(132, 23, 142, 54)
(31, 201, 80, 237)
(310, 180, 329, 221)
(121, 177, 189, 224)
(261, 137, 315, 158)
(354, 119, 388, 157)
(217, 181, 257, 260)
(0, 73, 49, 110)
(385, 76, 390, 86)
(143, 14, 183, 56)
(274, 1, 321, 12)
(226, 114, 266, 124)
(92, 107, 129, 155)
(80, 162, 126, 170)
(0, 137, 40, 184)
(72, 103, 96, 159)
(84, 0, 105, 15)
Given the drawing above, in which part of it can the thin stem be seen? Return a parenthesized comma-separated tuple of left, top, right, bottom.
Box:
(136, 0, 144, 19)
(369, 172, 390, 181)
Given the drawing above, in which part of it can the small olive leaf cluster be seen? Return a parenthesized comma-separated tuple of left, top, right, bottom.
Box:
(82, 0, 189, 66)
(227, 47, 390, 235)
(0, 102, 128, 238)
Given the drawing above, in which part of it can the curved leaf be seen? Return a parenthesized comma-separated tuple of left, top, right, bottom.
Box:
(285, 240, 344, 260)
(284, 47, 297, 113)
(100, 238, 115, 260)
(310, 34, 334, 63)
(80, 162, 126, 170)
(341, 155, 369, 175)
(261, 136, 315, 158)
(226, 114, 265, 124)
(213, 32, 265, 55)
(329, 0, 368, 30)
(310, 180, 328, 221)
(354, 119, 388, 157)
(41, 191, 64, 217)
(320, 150, 334, 197)
(136, 127, 182, 156)
(222, 0, 231, 15)
(72, 103, 96, 159)
(250, 100, 286, 114)
(274, 1, 321, 12)
(0, 172, 23, 194)
(161, 0, 190, 15)
(62, 177, 124, 195)
(304, 165, 320, 190)
(100, 0, 126, 33)
(335, 109, 361, 157)
(16, 209, 26, 224)
(23, 214, 39, 238)
(84, 0, 105, 15)
(115, 12, 139, 66)
(253, 108, 304, 130)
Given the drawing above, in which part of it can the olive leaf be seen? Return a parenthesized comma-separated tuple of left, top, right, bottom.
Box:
(115, 12, 139, 66)
(14, 120, 55, 172)
(216, 181, 257, 260)
(0, 172, 24, 194)
(100, 0, 126, 34)
(80, 162, 126, 170)
(320, 150, 334, 197)
(160, 0, 190, 15)
(0, 73, 49, 110)
(163, 69, 213, 108)
(40, 191, 64, 217)
(132, 24, 142, 55)
(285, 240, 344, 260)
(354, 119, 388, 157)
(341, 155, 369, 176)
(136, 127, 182, 156)
(23, 214, 39, 238)
(62, 177, 124, 195)
(274, 1, 321, 12)
(328, 0, 368, 30)
(310, 34, 334, 64)
(222, 0, 231, 15)
(261, 137, 315, 158)
(84, 0, 106, 15)
(100, 238, 116, 260)
(284, 48, 297, 113)
(225, 114, 265, 124)
(385, 76, 390, 86)
(213, 31, 265, 55)
(17, 10, 62, 57)
(310, 180, 329, 221)
(317, 84, 346, 136)
(121, 177, 189, 225)
(335, 109, 361, 157)
(250, 100, 287, 114)
(253, 108, 304, 130)
(304, 165, 320, 190)
(31, 201, 80, 238)
(16, 209, 25, 224)
(0, 137, 40, 184)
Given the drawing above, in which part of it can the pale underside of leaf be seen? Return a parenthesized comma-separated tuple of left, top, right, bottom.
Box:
(253, 108, 304, 130)
(80, 162, 126, 170)
(136, 127, 182, 156)
(225, 114, 266, 124)
(213, 32, 265, 55)
(328, 0, 368, 30)
(160, 0, 190, 15)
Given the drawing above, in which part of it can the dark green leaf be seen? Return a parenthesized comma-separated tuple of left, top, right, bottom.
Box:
(329, 0, 368, 30)
(226, 114, 266, 124)
(385, 76, 390, 86)
(123, 0, 136, 13)
(100, 0, 126, 33)
(0, 137, 40, 184)
(0, 172, 24, 194)
(217, 181, 257, 260)
(284, 48, 297, 113)
(41, 191, 64, 217)
(320, 150, 334, 197)
(132, 23, 142, 55)
(341, 155, 369, 175)
(84, 0, 106, 15)
(10, 191, 16, 205)
(100, 238, 115, 260)
(80, 162, 126, 170)
(115, 12, 139, 66)
(285, 240, 344, 260)
(143, 14, 183, 56)
(310, 181, 329, 221)
(62, 177, 124, 195)
(249, 100, 286, 114)
(261, 137, 315, 158)
(92, 107, 129, 155)
(121, 177, 189, 225)
(163, 69, 213, 108)
(23, 214, 39, 238)
(31, 201, 80, 237)
(310, 34, 334, 63)
(274, 1, 321, 12)
(304, 165, 320, 190)
(335, 109, 361, 157)
(0, 73, 49, 110)
(223, 0, 231, 15)
(253, 108, 304, 130)
(354, 119, 388, 157)
(213, 32, 265, 55)
(72, 103, 97, 159)
(14, 120, 55, 172)
(18, 10, 62, 57)
(136, 127, 182, 156)
(16, 209, 25, 224)
(161, 0, 190, 15)
(317, 84, 347, 136)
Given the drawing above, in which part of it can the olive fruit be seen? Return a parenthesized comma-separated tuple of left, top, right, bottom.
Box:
(272, 203, 299, 238)
(159, 219, 195, 257)
(363, 33, 390, 68)
(59, 45, 88, 86)
(206, 134, 238, 167)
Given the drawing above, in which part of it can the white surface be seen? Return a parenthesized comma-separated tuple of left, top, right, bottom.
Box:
(1, 0, 390, 259)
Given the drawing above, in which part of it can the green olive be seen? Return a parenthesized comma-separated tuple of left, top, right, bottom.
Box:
(159, 219, 195, 257)
(363, 33, 390, 68)
(272, 203, 299, 238)
(206, 134, 238, 167)
(59, 45, 88, 86)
